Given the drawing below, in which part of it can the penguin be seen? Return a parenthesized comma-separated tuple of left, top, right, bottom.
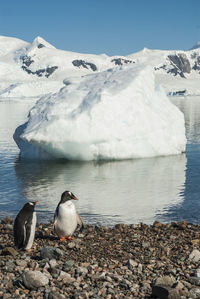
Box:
(13, 201, 38, 250)
(53, 191, 83, 241)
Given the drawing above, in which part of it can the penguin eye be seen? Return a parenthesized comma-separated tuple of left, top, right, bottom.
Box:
(68, 191, 72, 196)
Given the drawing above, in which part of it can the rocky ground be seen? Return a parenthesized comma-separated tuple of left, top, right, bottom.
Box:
(1, 218, 200, 298)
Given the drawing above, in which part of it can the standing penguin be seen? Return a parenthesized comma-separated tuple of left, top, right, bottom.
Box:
(53, 191, 83, 241)
(13, 201, 38, 250)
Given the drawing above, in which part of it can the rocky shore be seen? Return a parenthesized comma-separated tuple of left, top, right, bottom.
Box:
(1, 218, 200, 298)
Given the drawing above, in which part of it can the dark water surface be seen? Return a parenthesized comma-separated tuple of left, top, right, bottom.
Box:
(0, 97, 200, 225)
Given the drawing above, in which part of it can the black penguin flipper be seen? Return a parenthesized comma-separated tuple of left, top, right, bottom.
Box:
(14, 217, 26, 250)
(53, 204, 59, 231)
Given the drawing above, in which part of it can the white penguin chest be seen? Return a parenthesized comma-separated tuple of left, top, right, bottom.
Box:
(56, 201, 77, 236)
(25, 211, 36, 250)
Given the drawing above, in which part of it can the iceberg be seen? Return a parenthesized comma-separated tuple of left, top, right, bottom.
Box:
(14, 64, 186, 161)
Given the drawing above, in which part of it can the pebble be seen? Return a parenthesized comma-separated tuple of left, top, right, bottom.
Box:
(189, 249, 200, 262)
(0, 220, 200, 298)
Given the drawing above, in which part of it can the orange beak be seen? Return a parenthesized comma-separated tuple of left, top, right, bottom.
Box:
(73, 196, 79, 201)
(35, 200, 39, 204)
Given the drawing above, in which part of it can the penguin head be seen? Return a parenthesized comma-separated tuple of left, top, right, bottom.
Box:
(22, 201, 38, 212)
(60, 191, 78, 204)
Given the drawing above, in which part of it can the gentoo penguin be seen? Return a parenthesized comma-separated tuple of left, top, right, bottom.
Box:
(13, 201, 38, 250)
(53, 191, 83, 241)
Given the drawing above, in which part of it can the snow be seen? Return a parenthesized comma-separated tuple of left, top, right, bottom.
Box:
(128, 47, 200, 96)
(14, 64, 186, 161)
(0, 35, 199, 100)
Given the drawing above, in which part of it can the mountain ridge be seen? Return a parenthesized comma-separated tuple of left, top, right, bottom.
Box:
(0, 35, 199, 99)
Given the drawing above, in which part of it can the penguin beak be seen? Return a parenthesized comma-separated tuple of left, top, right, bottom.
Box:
(35, 200, 39, 204)
(73, 196, 79, 201)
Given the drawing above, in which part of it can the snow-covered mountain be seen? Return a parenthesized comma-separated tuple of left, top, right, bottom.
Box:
(0, 35, 199, 99)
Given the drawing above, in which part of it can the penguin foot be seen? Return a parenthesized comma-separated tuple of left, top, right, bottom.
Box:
(59, 236, 66, 241)
(67, 236, 74, 240)
(26, 249, 33, 253)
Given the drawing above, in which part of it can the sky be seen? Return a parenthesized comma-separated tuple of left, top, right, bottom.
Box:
(0, 0, 199, 56)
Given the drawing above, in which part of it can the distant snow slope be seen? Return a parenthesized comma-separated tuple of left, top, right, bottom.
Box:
(0, 35, 199, 99)
(14, 64, 186, 161)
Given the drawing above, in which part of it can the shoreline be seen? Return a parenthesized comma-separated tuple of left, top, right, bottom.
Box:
(1, 218, 200, 298)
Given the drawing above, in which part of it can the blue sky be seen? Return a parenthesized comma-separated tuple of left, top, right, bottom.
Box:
(0, 0, 199, 55)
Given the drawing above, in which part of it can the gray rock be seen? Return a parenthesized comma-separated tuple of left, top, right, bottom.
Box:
(189, 277, 200, 286)
(23, 270, 49, 289)
(15, 259, 27, 267)
(155, 275, 176, 287)
(40, 247, 63, 260)
(67, 242, 76, 249)
(48, 291, 66, 299)
(72, 59, 97, 72)
(49, 259, 57, 268)
(5, 224, 13, 230)
(152, 285, 180, 299)
(127, 259, 138, 268)
(189, 250, 200, 262)
(58, 270, 75, 283)
(62, 260, 74, 272)
(142, 241, 150, 248)
(168, 53, 191, 76)
(189, 287, 200, 298)
(194, 269, 200, 278)
(76, 266, 88, 276)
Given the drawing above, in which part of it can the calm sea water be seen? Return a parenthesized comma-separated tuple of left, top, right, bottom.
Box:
(0, 97, 200, 225)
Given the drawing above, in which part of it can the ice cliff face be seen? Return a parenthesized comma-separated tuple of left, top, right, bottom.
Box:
(13, 64, 186, 161)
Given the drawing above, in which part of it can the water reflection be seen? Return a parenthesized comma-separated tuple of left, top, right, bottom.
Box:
(158, 97, 200, 223)
(14, 154, 186, 225)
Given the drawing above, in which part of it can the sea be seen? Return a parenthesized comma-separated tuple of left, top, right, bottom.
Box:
(0, 96, 200, 226)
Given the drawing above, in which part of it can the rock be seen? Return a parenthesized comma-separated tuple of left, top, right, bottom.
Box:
(191, 239, 200, 246)
(152, 285, 180, 299)
(49, 259, 57, 268)
(168, 53, 191, 77)
(142, 241, 150, 248)
(174, 281, 184, 290)
(189, 287, 200, 298)
(48, 291, 66, 299)
(58, 271, 75, 283)
(40, 247, 63, 260)
(155, 275, 176, 287)
(153, 221, 163, 227)
(62, 260, 75, 272)
(22, 270, 49, 289)
(15, 259, 27, 267)
(5, 224, 13, 230)
(189, 250, 200, 262)
(76, 266, 88, 276)
(1, 247, 18, 257)
(127, 259, 138, 269)
(67, 242, 76, 249)
(1, 217, 13, 224)
(194, 269, 200, 278)
(189, 277, 200, 286)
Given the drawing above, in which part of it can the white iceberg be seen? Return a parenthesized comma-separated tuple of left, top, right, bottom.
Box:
(14, 64, 186, 161)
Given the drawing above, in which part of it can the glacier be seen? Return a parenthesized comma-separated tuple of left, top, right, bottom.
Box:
(13, 64, 186, 161)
